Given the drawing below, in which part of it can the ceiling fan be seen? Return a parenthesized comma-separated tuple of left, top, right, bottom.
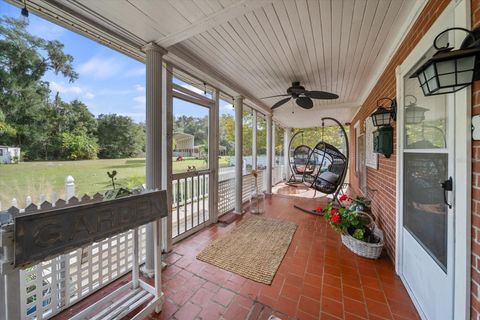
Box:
(262, 81, 339, 110)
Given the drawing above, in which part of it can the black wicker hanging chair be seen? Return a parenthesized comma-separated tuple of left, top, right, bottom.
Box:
(293, 117, 349, 213)
(287, 131, 314, 185)
(303, 141, 347, 195)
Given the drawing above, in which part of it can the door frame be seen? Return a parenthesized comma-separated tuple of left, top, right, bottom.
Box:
(395, 0, 471, 318)
(168, 72, 218, 244)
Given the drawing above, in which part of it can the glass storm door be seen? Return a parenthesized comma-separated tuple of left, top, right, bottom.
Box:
(399, 67, 454, 319)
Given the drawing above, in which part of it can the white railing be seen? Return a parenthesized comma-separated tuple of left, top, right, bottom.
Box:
(0, 177, 147, 320)
(172, 170, 210, 238)
(217, 169, 266, 216)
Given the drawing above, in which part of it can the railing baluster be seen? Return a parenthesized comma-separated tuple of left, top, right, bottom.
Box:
(203, 174, 206, 222)
(191, 176, 194, 229)
(184, 178, 188, 232)
(176, 179, 180, 237)
(197, 175, 200, 225)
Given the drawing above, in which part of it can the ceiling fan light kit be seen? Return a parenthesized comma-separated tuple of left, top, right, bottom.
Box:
(263, 81, 339, 110)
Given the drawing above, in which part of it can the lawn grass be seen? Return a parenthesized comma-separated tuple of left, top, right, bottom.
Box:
(0, 157, 231, 208)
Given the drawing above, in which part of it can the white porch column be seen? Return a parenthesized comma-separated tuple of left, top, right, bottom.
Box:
(272, 122, 276, 167)
(234, 96, 244, 214)
(252, 111, 257, 170)
(143, 42, 167, 276)
(266, 114, 273, 193)
(284, 128, 291, 180)
(210, 89, 220, 223)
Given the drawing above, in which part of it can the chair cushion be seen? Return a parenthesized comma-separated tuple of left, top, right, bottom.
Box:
(319, 171, 339, 184)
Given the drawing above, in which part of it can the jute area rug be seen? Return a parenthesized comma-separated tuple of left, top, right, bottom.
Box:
(197, 216, 297, 284)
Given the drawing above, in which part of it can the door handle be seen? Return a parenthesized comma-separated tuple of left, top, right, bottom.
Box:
(441, 176, 453, 209)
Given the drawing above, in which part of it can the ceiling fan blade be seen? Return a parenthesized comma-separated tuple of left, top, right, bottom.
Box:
(261, 94, 290, 99)
(271, 97, 291, 109)
(296, 97, 313, 109)
(305, 90, 339, 100)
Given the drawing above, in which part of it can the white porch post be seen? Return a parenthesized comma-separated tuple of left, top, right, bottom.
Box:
(252, 111, 257, 170)
(266, 114, 273, 193)
(284, 128, 291, 180)
(210, 89, 220, 223)
(272, 122, 276, 167)
(163, 63, 173, 252)
(234, 96, 244, 214)
(143, 42, 167, 276)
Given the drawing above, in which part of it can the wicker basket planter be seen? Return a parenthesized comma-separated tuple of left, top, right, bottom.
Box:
(341, 225, 384, 259)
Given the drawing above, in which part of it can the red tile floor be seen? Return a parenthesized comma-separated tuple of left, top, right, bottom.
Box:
(54, 194, 419, 320)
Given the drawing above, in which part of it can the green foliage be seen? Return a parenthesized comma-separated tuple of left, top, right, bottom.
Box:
(292, 125, 349, 151)
(322, 202, 370, 235)
(61, 131, 98, 160)
(97, 114, 145, 159)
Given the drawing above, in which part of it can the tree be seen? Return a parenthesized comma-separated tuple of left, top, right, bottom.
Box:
(97, 114, 144, 158)
(61, 131, 98, 160)
(0, 16, 78, 158)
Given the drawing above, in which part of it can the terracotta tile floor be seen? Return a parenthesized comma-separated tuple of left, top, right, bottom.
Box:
(54, 194, 419, 320)
(149, 195, 419, 320)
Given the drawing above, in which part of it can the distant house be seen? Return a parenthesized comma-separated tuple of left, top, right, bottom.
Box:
(0, 145, 20, 164)
(173, 132, 194, 156)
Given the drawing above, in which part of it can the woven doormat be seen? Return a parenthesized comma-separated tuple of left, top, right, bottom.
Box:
(197, 216, 297, 284)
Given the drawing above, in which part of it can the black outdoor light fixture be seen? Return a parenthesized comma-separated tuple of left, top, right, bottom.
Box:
(371, 98, 396, 158)
(404, 95, 429, 125)
(21, 0, 29, 17)
(370, 97, 397, 127)
(410, 27, 480, 96)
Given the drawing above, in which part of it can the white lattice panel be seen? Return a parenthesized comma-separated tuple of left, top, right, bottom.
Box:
(20, 226, 147, 320)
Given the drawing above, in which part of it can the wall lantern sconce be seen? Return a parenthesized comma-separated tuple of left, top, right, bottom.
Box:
(404, 95, 429, 125)
(370, 97, 397, 127)
(371, 98, 396, 158)
(410, 27, 480, 96)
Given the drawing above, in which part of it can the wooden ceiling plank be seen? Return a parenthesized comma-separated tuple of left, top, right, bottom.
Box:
(339, 0, 367, 103)
(244, 11, 293, 89)
(167, 0, 207, 23)
(274, 1, 314, 87)
(191, 32, 270, 94)
(236, 16, 290, 94)
(210, 24, 277, 93)
(335, 0, 355, 98)
(330, 0, 343, 98)
(263, 4, 304, 85)
(319, 0, 332, 94)
(250, 8, 297, 85)
(155, 0, 274, 48)
(350, 0, 404, 98)
(308, 0, 326, 94)
(342, 0, 378, 102)
(295, 0, 322, 93)
(346, 0, 390, 99)
(230, 17, 287, 94)
(127, 0, 190, 35)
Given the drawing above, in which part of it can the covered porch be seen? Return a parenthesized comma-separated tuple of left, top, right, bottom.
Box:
(1, 0, 478, 319)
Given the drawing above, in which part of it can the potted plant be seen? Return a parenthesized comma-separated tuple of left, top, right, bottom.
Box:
(321, 195, 384, 259)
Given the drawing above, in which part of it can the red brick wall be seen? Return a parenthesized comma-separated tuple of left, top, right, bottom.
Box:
(349, 0, 450, 261)
(471, 1, 480, 318)
(349, 0, 480, 317)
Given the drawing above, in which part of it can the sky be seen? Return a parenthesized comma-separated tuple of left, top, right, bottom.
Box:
(0, 0, 234, 122)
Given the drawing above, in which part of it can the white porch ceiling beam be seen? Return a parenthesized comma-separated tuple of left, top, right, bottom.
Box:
(155, 0, 275, 48)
